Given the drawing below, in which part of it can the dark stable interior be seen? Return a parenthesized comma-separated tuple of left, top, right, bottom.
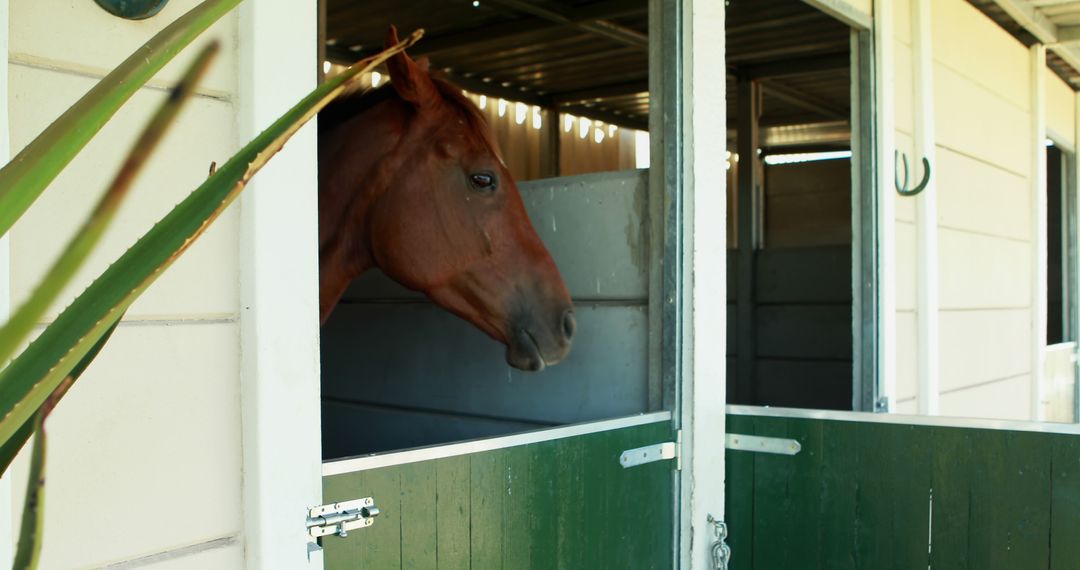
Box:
(319, 0, 859, 459)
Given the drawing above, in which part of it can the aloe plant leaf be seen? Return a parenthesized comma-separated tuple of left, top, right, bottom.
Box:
(11, 412, 46, 570)
(0, 0, 241, 238)
(11, 356, 83, 570)
(0, 30, 423, 448)
(0, 316, 123, 478)
(0, 43, 219, 368)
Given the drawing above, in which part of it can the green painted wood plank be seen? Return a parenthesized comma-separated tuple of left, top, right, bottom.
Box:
(322, 466, 403, 569)
(725, 414, 756, 570)
(400, 461, 438, 569)
(1000, 431, 1053, 568)
(616, 421, 673, 570)
(929, 426, 974, 570)
(581, 429, 614, 570)
(470, 450, 505, 570)
(360, 467, 404, 569)
(889, 425, 932, 569)
(503, 443, 534, 569)
(323, 420, 674, 570)
(817, 418, 858, 570)
(435, 456, 471, 570)
(322, 470, 368, 569)
(964, 430, 1054, 570)
(552, 434, 586, 570)
(852, 422, 902, 569)
(783, 418, 825, 570)
(524, 439, 560, 570)
(1050, 432, 1080, 570)
(751, 416, 797, 569)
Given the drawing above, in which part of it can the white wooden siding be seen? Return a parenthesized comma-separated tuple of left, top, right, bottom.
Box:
(893, 0, 1050, 420)
(6, 1, 243, 566)
(936, 146, 1030, 241)
(929, 0, 1035, 420)
(895, 310, 917, 400)
(932, 0, 1030, 113)
(939, 374, 1032, 420)
(1047, 73, 1076, 149)
(938, 309, 1032, 392)
(938, 229, 1031, 309)
(8, 67, 239, 320)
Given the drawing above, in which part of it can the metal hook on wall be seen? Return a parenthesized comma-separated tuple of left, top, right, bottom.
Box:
(894, 150, 932, 196)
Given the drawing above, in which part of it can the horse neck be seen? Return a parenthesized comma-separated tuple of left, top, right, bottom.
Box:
(318, 99, 412, 315)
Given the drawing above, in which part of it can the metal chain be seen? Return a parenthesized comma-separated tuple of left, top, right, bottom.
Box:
(706, 514, 731, 570)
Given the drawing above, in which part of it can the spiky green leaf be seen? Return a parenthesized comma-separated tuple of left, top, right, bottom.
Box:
(0, 30, 423, 448)
(0, 0, 241, 237)
(0, 43, 219, 367)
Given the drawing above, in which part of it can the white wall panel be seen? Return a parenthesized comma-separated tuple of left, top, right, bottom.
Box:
(938, 229, 1030, 309)
(10, 0, 237, 95)
(8, 66, 239, 320)
(936, 146, 1029, 241)
(939, 374, 1032, 420)
(939, 309, 1031, 392)
(932, 0, 1029, 112)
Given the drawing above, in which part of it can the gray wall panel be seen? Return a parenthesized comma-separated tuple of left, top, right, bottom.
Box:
(322, 303, 648, 426)
(519, 169, 649, 301)
(322, 401, 544, 459)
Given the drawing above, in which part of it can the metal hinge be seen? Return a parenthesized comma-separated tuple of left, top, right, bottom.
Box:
(725, 433, 801, 455)
(620, 429, 683, 470)
(306, 497, 380, 543)
(620, 430, 801, 469)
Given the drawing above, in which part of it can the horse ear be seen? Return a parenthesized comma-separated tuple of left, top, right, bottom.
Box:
(385, 25, 437, 106)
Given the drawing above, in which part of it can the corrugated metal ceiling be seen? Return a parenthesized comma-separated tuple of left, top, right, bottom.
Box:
(325, 0, 852, 139)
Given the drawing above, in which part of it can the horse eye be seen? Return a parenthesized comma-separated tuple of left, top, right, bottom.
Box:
(469, 172, 497, 193)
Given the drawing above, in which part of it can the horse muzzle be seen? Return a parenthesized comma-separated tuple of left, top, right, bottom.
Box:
(505, 308, 575, 372)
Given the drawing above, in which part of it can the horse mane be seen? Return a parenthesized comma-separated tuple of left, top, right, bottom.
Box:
(319, 74, 494, 148)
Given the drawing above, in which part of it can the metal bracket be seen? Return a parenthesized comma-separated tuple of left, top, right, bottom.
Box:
(620, 430, 683, 469)
(306, 497, 380, 542)
(620, 441, 677, 468)
(725, 434, 801, 455)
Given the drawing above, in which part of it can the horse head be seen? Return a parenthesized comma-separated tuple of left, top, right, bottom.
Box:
(318, 27, 575, 372)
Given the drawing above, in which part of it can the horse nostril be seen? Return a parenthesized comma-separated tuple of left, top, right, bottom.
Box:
(562, 310, 576, 341)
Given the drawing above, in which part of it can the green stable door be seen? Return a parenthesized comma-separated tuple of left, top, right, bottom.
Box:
(317, 414, 676, 569)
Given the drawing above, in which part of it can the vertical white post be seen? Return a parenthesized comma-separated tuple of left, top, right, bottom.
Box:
(912, 0, 939, 415)
(0, 0, 13, 563)
(1074, 91, 1080, 424)
(238, 1, 324, 568)
(1032, 45, 1048, 422)
(1071, 92, 1080, 423)
(681, 0, 727, 568)
(875, 0, 897, 412)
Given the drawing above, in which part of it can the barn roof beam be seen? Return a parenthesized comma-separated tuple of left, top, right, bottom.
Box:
(327, 0, 645, 63)
(551, 80, 649, 106)
(481, 0, 648, 50)
(738, 53, 850, 79)
(761, 80, 848, 120)
(986, 0, 1080, 78)
(443, 71, 551, 108)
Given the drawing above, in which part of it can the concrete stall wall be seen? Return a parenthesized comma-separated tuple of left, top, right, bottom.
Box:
(891, 0, 1076, 420)
(6, 1, 243, 566)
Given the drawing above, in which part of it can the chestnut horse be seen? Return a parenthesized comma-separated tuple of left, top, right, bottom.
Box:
(317, 28, 574, 372)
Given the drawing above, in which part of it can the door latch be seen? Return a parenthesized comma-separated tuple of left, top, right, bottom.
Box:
(307, 497, 380, 542)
